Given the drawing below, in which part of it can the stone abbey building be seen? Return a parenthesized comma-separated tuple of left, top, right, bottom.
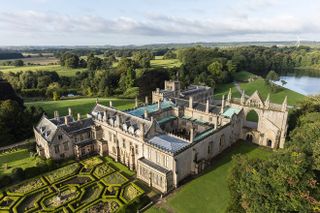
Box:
(34, 80, 288, 193)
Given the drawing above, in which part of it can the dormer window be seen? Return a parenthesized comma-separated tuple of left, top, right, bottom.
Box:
(58, 135, 63, 140)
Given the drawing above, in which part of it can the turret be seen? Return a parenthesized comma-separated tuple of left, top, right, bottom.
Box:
(54, 111, 59, 119)
(135, 97, 138, 108)
(220, 95, 225, 114)
(227, 88, 232, 103)
(189, 96, 193, 109)
(241, 90, 245, 105)
(144, 109, 148, 119)
(282, 96, 287, 111)
(205, 99, 210, 113)
(265, 93, 270, 109)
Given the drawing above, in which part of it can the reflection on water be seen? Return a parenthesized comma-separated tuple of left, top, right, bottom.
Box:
(274, 70, 320, 95)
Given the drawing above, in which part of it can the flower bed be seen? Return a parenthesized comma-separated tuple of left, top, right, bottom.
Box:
(42, 186, 80, 210)
(44, 163, 80, 183)
(7, 177, 46, 196)
(69, 182, 104, 211)
(93, 163, 115, 179)
(13, 187, 51, 213)
(83, 199, 122, 213)
(55, 175, 94, 188)
(0, 196, 20, 210)
(81, 156, 104, 169)
(101, 172, 128, 186)
(120, 183, 144, 204)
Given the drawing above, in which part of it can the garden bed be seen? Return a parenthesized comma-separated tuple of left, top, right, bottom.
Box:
(120, 183, 144, 204)
(69, 182, 104, 211)
(14, 187, 51, 213)
(81, 156, 104, 169)
(83, 199, 122, 213)
(42, 186, 80, 210)
(93, 163, 115, 179)
(6, 177, 46, 196)
(55, 175, 94, 188)
(101, 172, 128, 186)
(44, 163, 80, 183)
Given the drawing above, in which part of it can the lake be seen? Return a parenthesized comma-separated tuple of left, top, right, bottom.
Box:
(274, 74, 320, 95)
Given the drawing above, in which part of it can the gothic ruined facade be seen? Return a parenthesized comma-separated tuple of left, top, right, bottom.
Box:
(34, 80, 288, 193)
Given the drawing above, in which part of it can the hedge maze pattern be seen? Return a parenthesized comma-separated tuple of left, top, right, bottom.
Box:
(0, 156, 144, 213)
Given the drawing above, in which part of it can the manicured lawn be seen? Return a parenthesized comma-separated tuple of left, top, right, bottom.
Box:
(214, 82, 240, 100)
(147, 141, 272, 213)
(213, 71, 305, 106)
(232, 71, 257, 82)
(240, 78, 305, 105)
(25, 98, 134, 118)
(0, 65, 86, 77)
(0, 149, 44, 175)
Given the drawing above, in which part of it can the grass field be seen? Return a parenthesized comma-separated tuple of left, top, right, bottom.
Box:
(151, 56, 182, 68)
(214, 71, 305, 106)
(25, 98, 135, 118)
(0, 149, 44, 175)
(147, 141, 272, 213)
(0, 56, 59, 65)
(239, 78, 305, 106)
(0, 65, 86, 77)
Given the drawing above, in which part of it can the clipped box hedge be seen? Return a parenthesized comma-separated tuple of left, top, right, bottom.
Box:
(6, 177, 47, 196)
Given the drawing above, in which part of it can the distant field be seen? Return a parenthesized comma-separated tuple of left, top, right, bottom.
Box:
(147, 141, 272, 213)
(151, 56, 182, 68)
(0, 56, 59, 65)
(0, 65, 86, 77)
(25, 97, 135, 118)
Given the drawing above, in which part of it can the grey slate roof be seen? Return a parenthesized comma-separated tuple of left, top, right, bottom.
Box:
(59, 118, 93, 134)
(36, 115, 94, 143)
(148, 134, 189, 154)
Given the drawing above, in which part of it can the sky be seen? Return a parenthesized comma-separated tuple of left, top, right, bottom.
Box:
(0, 0, 319, 46)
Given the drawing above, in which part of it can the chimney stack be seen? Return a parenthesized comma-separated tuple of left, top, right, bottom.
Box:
(77, 113, 81, 121)
(205, 99, 210, 113)
(68, 108, 72, 116)
(109, 101, 113, 107)
(189, 96, 193, 109)
(145, 96, 149, 105)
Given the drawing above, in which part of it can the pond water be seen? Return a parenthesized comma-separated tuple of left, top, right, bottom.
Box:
(273, 71, 320, 95)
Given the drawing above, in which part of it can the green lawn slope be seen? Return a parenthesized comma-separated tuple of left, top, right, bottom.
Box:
(147, 141, 272, 213)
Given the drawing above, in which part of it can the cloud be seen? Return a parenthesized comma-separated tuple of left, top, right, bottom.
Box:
(0, 9, 318, 44)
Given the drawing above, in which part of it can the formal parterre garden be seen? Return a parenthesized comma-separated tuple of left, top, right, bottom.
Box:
(0, 156, 144, 212)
